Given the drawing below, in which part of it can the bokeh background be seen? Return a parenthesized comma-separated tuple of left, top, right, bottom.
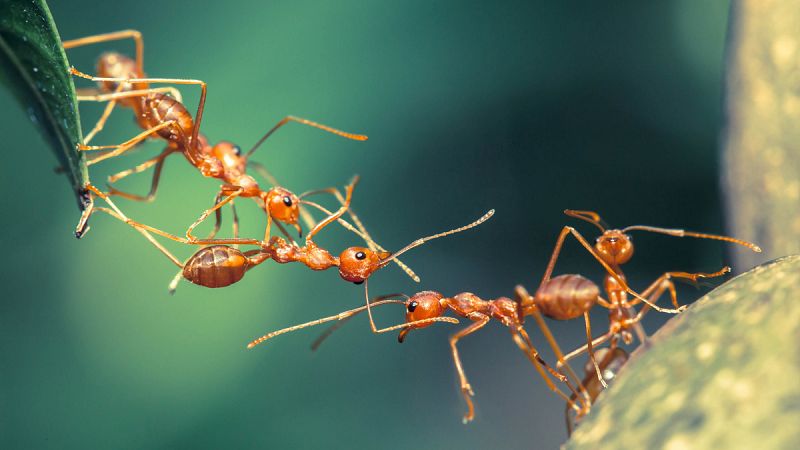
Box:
(1, 1, 740, 449)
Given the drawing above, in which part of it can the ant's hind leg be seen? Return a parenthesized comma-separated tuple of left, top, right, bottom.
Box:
(81, 121, 178, 166)
(63, 30, 145, 74)
(514, 285, 590, 405)
(185, 187, 243, 243)
(107, 149, 173, 202)
(509, 332, 584, 414)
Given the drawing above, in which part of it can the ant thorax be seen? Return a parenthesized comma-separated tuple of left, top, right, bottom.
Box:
(210, 141, 247, 175)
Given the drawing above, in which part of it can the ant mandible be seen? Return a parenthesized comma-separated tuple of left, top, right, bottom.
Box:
(64, 31, 367, 243)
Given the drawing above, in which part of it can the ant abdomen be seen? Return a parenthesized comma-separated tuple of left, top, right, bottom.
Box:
(95, 52, 146, 102)
(534, 274, 599, 320)
(182, 245, 250, 288)
(142, 93, 194, 141)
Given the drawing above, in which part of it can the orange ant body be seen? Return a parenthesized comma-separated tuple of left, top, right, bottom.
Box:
(535, 210, 761, 384)
(63, 31, 367, 241)
(88, 178, 485, 292)
(245, 211, 760, 423)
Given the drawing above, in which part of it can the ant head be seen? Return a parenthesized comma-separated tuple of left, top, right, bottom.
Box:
(211, 141, 246, 174)
(338, 247, 392, 284)
(398, 291, 446, 342)
(595, 230, 634, 265)
(338, 209, 496, 285)
(265, 187, 301, 225)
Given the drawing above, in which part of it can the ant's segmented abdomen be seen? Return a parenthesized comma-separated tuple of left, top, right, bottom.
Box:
(142, 93, 194, 142)
(95, 51, 148, 106)
(534, 274, 599, 320)
(182, 246, 249, 288)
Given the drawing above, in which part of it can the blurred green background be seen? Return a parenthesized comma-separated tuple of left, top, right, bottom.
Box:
(1, 1, 737, 448)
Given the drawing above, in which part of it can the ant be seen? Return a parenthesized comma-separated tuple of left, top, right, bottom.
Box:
(63, 31, 368, 245)
(525, 210, 761, 386)
(245, 211, 760, 423)
(87, 178, 481, 292)
(565, 346, 629, 436)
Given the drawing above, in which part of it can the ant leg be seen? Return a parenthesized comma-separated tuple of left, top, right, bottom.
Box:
(514, 285, 591, 406)
(81, 83, 124, 145)
(627, 267, 730, 310)
(107, 149, 173, 202)
(449, 316, 491, 423)
(230, 200, 240, 249)
(509, 331, 584, 414)
(583, 311, 606, 388)
(81, 121, 178, 166)
(513, 326, 590, 412)
(85, 184, 261, 247)
(63, 30, 145, 74)
(305, 176, 359, 245)
(185, 187, 244, 242)
(70, 68, 207, 154)
(80, 185, 182, 267)
(560, 331, 615, 367)
(244, 116, 368, 159)
(77, 86, 183, 104)
(514, 326, 568, 383)
(207, 191, 225, 240)
(541, 226, 683, 314)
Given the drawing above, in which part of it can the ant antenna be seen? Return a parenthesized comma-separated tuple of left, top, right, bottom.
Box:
(246, 299, 406, 349)
(620, 225, 762, 253)
(244, 116, 368, 160)
(378, 209, 496, 269)
(564, 210, 607, 232)
(311, 293, 410, 351)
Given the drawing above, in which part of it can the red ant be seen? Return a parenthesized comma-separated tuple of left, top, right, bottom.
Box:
(86, 178, 484, 292)
(527, 210, 761, 386)
(63, 31, 367, 244)
(565, 346, 629, 435)
(244, 211, 760, 423)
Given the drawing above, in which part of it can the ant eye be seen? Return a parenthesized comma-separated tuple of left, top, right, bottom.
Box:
(408, 301, 418, 312)
(353, 280, 364, 285)
(355, 251, 366, 260)
(282, 196, 293, 207)
(233, 145, 242, 156)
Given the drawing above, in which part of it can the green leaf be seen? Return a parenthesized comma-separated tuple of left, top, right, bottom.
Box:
(0, 0, 87, 211)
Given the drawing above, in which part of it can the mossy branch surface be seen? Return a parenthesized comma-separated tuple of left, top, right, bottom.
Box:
(564, 255, 800, 449)
(0, 0, 87, 209)
(721, 0, 800, 269)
